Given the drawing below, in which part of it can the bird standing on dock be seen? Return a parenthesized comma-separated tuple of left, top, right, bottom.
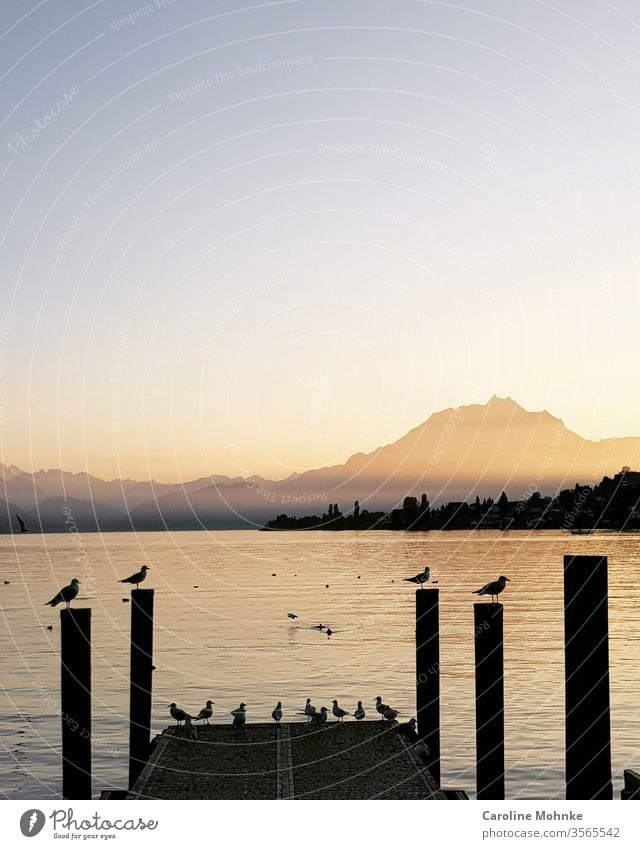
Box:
(392, 717, 417, 738)
(272, 701, 283, 722)
(332, 700, 349, 721)
(119, 564, 150, 589)
(383, 705, 399, 722)
(231, 703, 247, 729)
(375, 696, 389, 720)
(44, 578, 80, 609)
(168, 703, 191, 726)
(404, 566, 430, 589)
(16, 514, 29, 533)
(472, 575, 510, 603)
(303, 698, 316, 722)
(311, 706, 328, 724)
(194, 700, 215, 724)
(354, 701, 366, 721)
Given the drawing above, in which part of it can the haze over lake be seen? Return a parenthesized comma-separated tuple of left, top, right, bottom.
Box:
(1, 530, 638, 800)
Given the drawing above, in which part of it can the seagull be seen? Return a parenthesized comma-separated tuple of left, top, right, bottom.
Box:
(194, 700, 215, 724)
(383, 705, 399, 722)
(184, 715, 198, 739)
(46, 625, 53, 632)
(287, 613, 298, 619)
(168, 703, 191, 726)
(44, 578, 80, 608)
(354, 701, 366, 721)
(16, 514, 29, 534)
(392, 717, 417, 738)
(310, 706, 329, 724)
(231, 703, 247, 729)
(404, 566, 430, 589)
(119, 565, 150, 589)
(472, 575, 510, 603)
(332, 700, 349, 721)
(303, 698, 316, 722)
(375, 696, 389, 720)
(272, 701, 283, 722)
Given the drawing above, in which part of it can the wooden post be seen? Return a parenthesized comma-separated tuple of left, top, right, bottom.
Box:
(416, 589, 440, 786)
(129, 589, 155, 789)
(564, 554, 612, 800)
(60, 608, 92, 799)
(474, 603, 505, 799)
(621, 769, 640, 800)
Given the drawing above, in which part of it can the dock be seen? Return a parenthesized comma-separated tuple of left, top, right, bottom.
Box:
(123, 722, 466, 800)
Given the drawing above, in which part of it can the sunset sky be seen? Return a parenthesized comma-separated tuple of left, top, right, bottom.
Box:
(1, 0, 640, 482)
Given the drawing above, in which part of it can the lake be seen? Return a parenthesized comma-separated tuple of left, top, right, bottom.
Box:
(0, 530, 638, 799)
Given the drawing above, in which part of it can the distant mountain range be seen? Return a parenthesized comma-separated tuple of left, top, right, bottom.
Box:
(2, 396, 639, 532)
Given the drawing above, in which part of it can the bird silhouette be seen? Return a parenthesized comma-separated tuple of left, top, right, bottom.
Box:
(472, 575, 510, 603)
(231, 703, 247, 729)
(332, 700, 349, 721)
(16, 515, 29, 533)
(404, 567, 430, 589)
(354, 701, 366, 721)
(272, 701, 283, 722)
(194, 700, 215, 724)
(375, 696, 389, 719)
(168, 703, 191, 726)
(119, 565, 150, 588)
(44, 579, 80, 608)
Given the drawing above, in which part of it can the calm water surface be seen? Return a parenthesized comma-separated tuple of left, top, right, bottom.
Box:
(0, 530, 638, 799)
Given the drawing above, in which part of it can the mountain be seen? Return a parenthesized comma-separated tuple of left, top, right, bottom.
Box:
(2, 397, 639, 531)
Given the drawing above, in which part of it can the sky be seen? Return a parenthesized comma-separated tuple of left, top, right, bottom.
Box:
(1, 0, 640, 483)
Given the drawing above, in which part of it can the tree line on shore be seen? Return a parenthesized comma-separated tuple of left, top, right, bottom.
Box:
(263, 468, 640, 532)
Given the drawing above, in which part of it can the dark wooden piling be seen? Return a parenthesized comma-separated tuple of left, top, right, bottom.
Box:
(128, 589, 155, 789)
(564, 554, 612, 800)
(474, 603, 505, 799)
(416, 589, 440, 786)
(60, 608, 92, 799)
(621, 769, 640, 800)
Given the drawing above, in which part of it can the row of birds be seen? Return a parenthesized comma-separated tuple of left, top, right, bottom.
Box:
(170, 696, 411, 728)
(169, 697, 429, 761)
(43, 565, 511, 609)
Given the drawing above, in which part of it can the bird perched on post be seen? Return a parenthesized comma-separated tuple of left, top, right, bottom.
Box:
(272, 701, 283, 723)
(194, 700, 215, 724)
(44, 578, 80, 609)
(404, 566, 430, 589)
(119, 564, 150, 589)
(310, 706, 329, 724)
(168, 703, 191, 726)
(332, 700, 349, 721)
(231, 703, 247, 729)
(354, 701, 366, 721)
(375, 696, 389, 720)
(383, 705, 399, 722)
(472, 575, 510, 603)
